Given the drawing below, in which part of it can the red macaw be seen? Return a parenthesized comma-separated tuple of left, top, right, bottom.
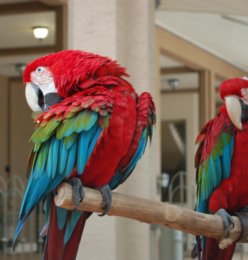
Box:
(13, 50, 156, 260)
(193, 78, 248, 260)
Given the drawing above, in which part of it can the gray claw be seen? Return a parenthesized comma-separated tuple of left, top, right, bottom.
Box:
(240, 205, 248, 212)
(97, 184, 112, 217)
(215, 208, 235, 237)
(68, 178, 85, 210)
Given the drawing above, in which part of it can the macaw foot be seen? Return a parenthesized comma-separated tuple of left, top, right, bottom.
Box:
(215, 208, 235, 237)
(240, 205, 248, 212)
(68, 178, 85, 210)
(97, 184, 112, 217)
(231, 205, 248, 242)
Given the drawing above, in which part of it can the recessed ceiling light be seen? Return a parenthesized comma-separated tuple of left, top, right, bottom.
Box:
(168, 78, 179, 89)
(15, 64, 26, 75)
(33, 27, 49, 40)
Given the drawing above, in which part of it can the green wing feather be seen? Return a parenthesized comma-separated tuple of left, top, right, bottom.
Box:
(27, 89, 114, 181)
(196, 113, 235, 213)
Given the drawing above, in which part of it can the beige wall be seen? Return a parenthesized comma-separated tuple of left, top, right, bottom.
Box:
(0, 75, 8, 180)
(68, 0, 160, 259)
(0, 78, 37, 244)
(161, 92, 199, 207)
(0, 78, 34, 180)
(9, 79, 35, 180)
(161, 92, 199, 251)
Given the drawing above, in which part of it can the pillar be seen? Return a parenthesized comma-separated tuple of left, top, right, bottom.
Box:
(67, 1, 160, 259)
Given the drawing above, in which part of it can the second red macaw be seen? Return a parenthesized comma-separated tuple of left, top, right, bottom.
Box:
(13, 50, 156, 260)
(194, 78, 248, 260)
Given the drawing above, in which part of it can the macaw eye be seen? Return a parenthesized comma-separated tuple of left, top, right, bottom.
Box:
(36, 66, 45, 75)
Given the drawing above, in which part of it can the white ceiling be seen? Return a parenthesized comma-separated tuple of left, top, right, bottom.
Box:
(0, 0, 55, 77)
(0, 11, 55, 49)
(156, 11, 248, 71)
(159, 0, 248, 15)
(1, 0, 248, 80)
(0, 53, 48, 76)
(161, 73, 198, 90)
(160, 52, 224, 90)
(160, 55, 198, 90)
(160, 55, 183, 68)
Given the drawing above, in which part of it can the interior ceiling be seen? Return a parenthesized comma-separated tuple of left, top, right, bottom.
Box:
(156, 11, 248, 71)
(160, 55, 224, 90)
(1, 0, 248, 80)
(0, 0, 32, 3)
(157, 0, 248, 93)
(0, 0, 55, 77)
(0, 12, 55, 49)
(159, 0, 248, 15)
(0, 53, 48, 77)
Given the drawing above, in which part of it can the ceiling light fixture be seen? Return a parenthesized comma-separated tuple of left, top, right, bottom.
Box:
(167, 78, 179, 89)
(33, 27, 49, 41)
(15, 64, 27, 75)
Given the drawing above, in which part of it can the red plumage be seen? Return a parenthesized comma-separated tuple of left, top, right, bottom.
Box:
(21, 50, 156, 259)
(23, 50, 129, 98)
(201, 237, 235, 260)
(195, 78, 248, 259)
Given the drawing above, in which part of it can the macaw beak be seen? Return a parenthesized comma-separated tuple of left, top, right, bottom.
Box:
(43, 93, 63, 111)
(25, 83, 43, 112)
(25, 83, 63, 113)
(225, 95, 248, 130)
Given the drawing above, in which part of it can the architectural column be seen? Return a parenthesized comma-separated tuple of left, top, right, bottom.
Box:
(199, 70, 216, 128)
(67, 0, 160, 259)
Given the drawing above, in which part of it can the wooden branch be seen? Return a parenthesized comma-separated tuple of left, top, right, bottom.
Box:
(54, 183, 248, 249)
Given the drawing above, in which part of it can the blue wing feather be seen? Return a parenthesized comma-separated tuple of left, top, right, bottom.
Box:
(63, 139, 77, 178)
(196, 120, 234, 215)
(64, 211, 83, 244)
(46, 137, 54, 178)
(109, 128, 148, 190)
(77, 131, 90, 174)
(52, 138, 60, 178)
(56, 206, 68, 230)
(58, 140, 69, 174)
(15, 109, 105, 247)
(87, 126, 102, 161)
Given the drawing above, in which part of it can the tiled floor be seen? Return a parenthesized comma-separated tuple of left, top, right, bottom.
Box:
(0, 253, 41, 260)
(184, 250, 246, 260)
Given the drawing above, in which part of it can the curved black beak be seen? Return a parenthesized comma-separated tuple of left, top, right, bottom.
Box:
(240, 99, 248, 123)
(25, 82, 63, 113)
(43, 93, 63, 111)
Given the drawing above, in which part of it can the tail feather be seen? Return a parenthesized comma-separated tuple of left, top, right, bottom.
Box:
(62, 212, 87, 260)
(44, 200, 65, 260)
(43, 199, 87, 260)
(218, 242, 236, 260)
(201, 237, 235, 260)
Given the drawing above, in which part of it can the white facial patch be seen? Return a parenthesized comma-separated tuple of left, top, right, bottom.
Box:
(40, 81, 57, 95)
(30, 68, 57, 95)
(241, 88, 248, 101)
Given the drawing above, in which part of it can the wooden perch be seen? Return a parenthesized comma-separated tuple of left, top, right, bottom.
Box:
(54, 183, 248, 249)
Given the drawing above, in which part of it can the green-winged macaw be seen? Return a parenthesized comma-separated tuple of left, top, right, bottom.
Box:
(194, 78, 248, 260)
(13, 50, 156, 260)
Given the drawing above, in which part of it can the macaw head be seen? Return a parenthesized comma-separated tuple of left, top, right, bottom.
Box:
(220, 77, 248, 130)
(23, 50, 127, 112)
